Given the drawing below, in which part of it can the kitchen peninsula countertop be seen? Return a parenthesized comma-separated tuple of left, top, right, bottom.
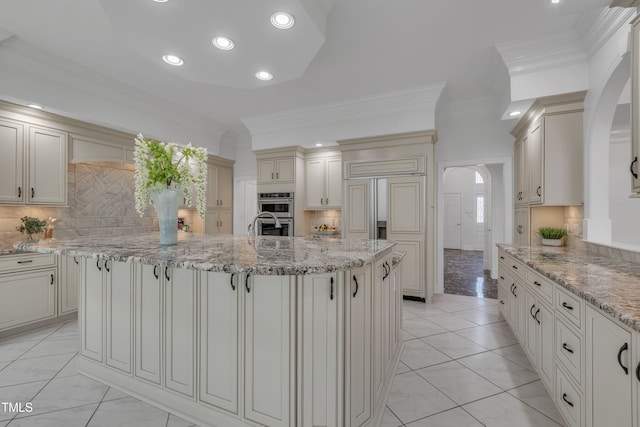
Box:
(499, 244, 640, 332)
(15, 233, 395, 275)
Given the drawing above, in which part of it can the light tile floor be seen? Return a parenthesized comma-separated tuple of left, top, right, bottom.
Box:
(0, 294, 565, 427)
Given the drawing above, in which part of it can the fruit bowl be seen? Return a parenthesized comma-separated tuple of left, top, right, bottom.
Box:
(314, 229, 338, 236)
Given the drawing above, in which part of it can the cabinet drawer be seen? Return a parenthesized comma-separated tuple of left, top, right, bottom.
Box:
(508, 258, 525, 281)
(526, 270, 554, 305)
(0, 253, 56, 273)
(556, 318, 582, 386)
(556, 366, 582, 427)
(556, 287, 582, 329)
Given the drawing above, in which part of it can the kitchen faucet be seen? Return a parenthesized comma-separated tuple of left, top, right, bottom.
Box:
(248, 211, 282, 236)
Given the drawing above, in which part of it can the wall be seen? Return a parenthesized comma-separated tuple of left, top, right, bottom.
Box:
(0, 162, 157, 249)
(442, 167, 484, 250)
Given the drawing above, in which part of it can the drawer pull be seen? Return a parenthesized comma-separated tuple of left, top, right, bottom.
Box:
(245, 273, 252, 293)
(31, 187, 34, 198)
(73, 257, 79, 265)
(631, 156, 638, 179)
(512, 265, 518, 270)
(50, 274, 54, 285)
(353, 275, 359, 298)
(562, 343, 574, 354)
(500, 300, 505, 305)
(500, 276, 505, 280)
(153, 265, 158, 280)
(535, 308, 540, 325)
(618, 342, 629, 375)
(17, 186, 21, 199)
(500, 256, 505, 260)
(164, 267, 170, 282)
(562, 302, 574, 311)
(636, 361, 640, 382)
(17, 260, 33, 264)
(230, 273, 236, 291)
(513, 285, 518, 298)
(330, 277, 334, 300)
(533, 281, 542, 287)
(105, 260, 110, 273)
(96, 259, 102, 271)
(530, 304, 537, 319)
(562, 393, 574, 408)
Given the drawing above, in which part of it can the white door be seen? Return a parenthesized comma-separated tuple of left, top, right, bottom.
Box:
(0, 119, 24, 204)
(306, 158, 325, 208)
(28, 126, 67, 205)
(443, 193, 461, 249)
(326, 158, 342, 208)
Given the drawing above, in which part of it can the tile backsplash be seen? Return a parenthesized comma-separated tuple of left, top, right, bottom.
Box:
(308, 210, 342, 232)
(0, 162, 157, 249)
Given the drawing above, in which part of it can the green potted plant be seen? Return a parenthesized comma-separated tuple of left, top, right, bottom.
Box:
(16, 216, 47, 241)
(538, 227, 568, 246)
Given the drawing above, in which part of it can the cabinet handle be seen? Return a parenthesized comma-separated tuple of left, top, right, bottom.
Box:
(534, 281, 542, 287)
(631, 156, 638, 179)
(50, 274, 54, 285)
(276, 172, 279, 179)
(271, 172, 274, 179)
(230, 273, 236, 291)
(31, 188, 34, 198)
(636, 361, 640, 382)
(73, 257, 79, 265)
(17, 260, 33, 264)
(105, 260, 110, 273)
(512, 265, 518, 270)
(330, 277, 334, 300)
(513, 285, 518, 298)
(561, 301, 574, 311)
(535, 308, 540, 325)
(530, 304, 537, 319)
(245, 273, 252, 293)
(562, 343, 574, 354)
(536, 186, 541, 197)
(500, 255, 505, 260)
(562, 393, 574, 408)
(153, 265, 158, 280)
(352, 275, 359, 298)
(96, 259, 102, 271)
(500, 300, 505, 305)
(500, 276, 505, 280)
(618, 342, 629, 375)
(164, 267, 170, 282)
(17, 186, 21, 198)
(510, 283, 515, 295)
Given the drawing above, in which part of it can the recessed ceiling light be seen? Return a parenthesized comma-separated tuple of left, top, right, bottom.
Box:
(153, 0, 168, 2)
(255, 71, 274, 81)
(212, 36, 235, 50)
(270, 12, 295, 29)
(27, 103, 44, 110)
(162, 54, 184, 66)
(551, 0, 560, 3)
(509, 111, 521, 117)
(315, 143, 323, 147)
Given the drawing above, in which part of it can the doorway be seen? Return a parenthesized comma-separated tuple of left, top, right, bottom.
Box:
(437, 160, 511, 299)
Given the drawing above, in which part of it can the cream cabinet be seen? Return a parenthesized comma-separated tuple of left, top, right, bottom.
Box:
(105, 259, 133, 374)
(585, 306, 634, 427)
(59, 255, 79, 314)
(199, 271, 240, 414)
(344, 180, 370, 239)
(299, 273, 342, 427)
(204, 156, 234, 234)
(258, 157, 295, 184)
(0, 266, 56, 331)
(306, 156, 342, 209)
(514, 206, 530, 246)
(514, 137, 526, 206)
(0, 120, 67, 206)
(524, 288, 555, 394)
(244, 275, 295, 427)
(527, 120, 543, 205)
(631, 14, 640, 193)
(134, 263, 163, 384)
(205, 210, 232, 234)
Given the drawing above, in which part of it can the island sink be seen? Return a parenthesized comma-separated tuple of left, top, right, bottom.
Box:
(17, 233, 404, 427)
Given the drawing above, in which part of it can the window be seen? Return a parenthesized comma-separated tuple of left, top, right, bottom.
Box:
(475, 171, 484, 184)
(476, 195, 484, 224)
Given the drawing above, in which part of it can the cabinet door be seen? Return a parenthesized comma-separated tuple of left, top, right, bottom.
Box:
(306, 159, 325, 209)
(257, 159, 276, 184)
(206, 165, 219, 209)
(515, 280, 527, 342)
(586, 307, 633, 427)
(372, 259, 385, 406)
(135, 263, 163, 384)
(525, 290, 538, 367)
(632, 16, 640, 193)
(218, 210, 233, 234)
(528, 121, 543, 205)
(165, 267, 196, 397)
(244, 275, 294, 427)
(199, 271, 239, 414)
(538, 301, 554, 394)
(59, 255, 79, 314)
(392, 240, 422, 297)
(388, 178, 422, 234)
(105, 260, 133, 373)
(345, 180, 370, 239)
(28, 126, 67, 205)
(276, 158, 295, 182)
(218, 166, 233, 208)
(347, 266, 372, 427)
(81, 259, 104, 362)
(0, 119, 24, 204)
(326, 158, 342, 208)
(299, 273, 342, 427)
(0, 268, 55, 331)
(204, 210, 219, 234)
(514, 138, 524, 205)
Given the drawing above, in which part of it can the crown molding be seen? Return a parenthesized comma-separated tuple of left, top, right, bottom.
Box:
(242, 83, 446, 135)
(575, 6, 637, 57)
(495, 32, 587, 76)
(609, 0, 639, 8)
(511, 91, 586, 137)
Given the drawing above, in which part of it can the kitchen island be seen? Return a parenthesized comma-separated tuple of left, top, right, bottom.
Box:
(16, 234, 403, 427)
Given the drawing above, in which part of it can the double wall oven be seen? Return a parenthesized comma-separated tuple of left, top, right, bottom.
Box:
(257, 192, 294, 236)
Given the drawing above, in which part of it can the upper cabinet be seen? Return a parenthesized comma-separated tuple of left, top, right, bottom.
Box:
(631, 15, 640, 193)
(511, 92, 584, 207)
(257, 157, 295, 184)
(305, 152, 342, 209)
(204, 155, 235, 235)
(0, 117, 67, 206)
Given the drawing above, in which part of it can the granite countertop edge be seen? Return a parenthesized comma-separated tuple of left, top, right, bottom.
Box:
(498, 244, 640, 333)
(14, 235, 397, 276)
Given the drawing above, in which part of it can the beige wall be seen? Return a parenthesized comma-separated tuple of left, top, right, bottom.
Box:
(0, 162, 158, 249)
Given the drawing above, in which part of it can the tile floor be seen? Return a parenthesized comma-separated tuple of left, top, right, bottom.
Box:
(0, 294, 565, 426)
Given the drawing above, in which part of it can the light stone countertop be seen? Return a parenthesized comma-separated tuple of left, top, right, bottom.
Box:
(14, 233, 396, 276)
(499, 244, 640, 333)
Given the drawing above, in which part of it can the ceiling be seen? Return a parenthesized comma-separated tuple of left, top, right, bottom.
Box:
(0, 0, 614, 149)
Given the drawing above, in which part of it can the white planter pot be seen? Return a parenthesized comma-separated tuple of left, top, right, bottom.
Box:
(541, 238, 565, 247)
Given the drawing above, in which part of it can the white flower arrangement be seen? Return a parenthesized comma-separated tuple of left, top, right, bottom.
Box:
(133, 134, 208, 218)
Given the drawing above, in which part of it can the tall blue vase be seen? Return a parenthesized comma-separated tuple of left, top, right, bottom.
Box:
(150, 186, 183, 245)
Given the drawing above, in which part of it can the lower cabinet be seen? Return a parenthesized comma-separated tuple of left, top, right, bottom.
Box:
(105, 259, 133, 374)
(134, 263, 163, 384)
(524, 289, 554, 393)
(81, 258, 106, 363)
(59, 255, 79, 314)
(0, 268, 56, 331)
(585, 306, 634, 427)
